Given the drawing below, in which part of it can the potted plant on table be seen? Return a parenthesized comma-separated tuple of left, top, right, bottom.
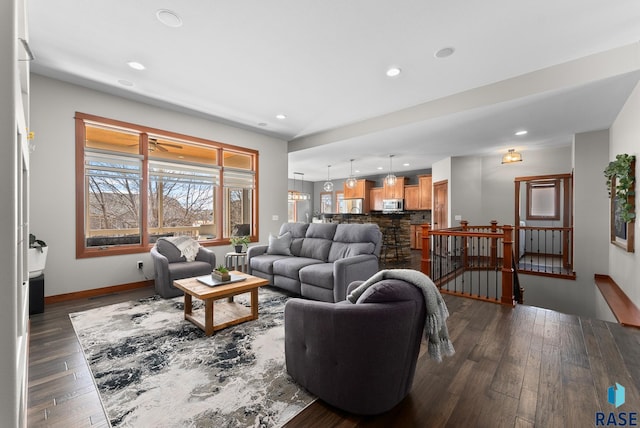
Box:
(212, 265, 231, 282)
(229, 235, 250, 253)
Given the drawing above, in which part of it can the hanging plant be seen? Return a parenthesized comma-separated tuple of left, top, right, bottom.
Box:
(604, 153, 635, 223)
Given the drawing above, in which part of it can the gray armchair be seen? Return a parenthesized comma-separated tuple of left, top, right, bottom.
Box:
(150, 238, 216, 298)
(284, 279, 426, 415)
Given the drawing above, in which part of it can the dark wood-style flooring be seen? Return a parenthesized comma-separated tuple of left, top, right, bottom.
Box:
(28, 252, 640, 427)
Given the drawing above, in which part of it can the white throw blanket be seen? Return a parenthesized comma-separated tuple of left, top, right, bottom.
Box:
(163, 236, 201, 262)
(347, 269, 455, 362)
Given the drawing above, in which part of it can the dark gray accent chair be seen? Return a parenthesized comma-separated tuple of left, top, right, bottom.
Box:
(247, 222, 382, 303)
(150, 238, 216, 298)
(284, 279, 426, 415)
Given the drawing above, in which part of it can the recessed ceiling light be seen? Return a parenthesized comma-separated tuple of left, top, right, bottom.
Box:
(386, 67, 402, 77)
(127, 61, 146, 71)
(434, 47, 455, 59)
(377, 166, 384, 170)
(156, 9, 183, 28)
(118, 79, 134, 86)
(276, 114, 287, 120)
(515, 130, 528, 136)
(403, 163, 410, 167)
(355, 169, 360, 173)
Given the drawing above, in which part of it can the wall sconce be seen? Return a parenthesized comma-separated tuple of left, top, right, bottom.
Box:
(502, 149, 523, 164)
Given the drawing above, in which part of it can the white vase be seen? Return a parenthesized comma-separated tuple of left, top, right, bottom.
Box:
(28, 246, 48, 278)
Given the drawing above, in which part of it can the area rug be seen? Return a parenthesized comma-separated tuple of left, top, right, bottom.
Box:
(70, 287, 315, 427)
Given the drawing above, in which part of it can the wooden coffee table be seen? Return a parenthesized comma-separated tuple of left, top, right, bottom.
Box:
(173, 271, 269, 336)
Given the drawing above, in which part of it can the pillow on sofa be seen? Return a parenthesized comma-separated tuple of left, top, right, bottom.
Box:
(267, 232, 293, 256)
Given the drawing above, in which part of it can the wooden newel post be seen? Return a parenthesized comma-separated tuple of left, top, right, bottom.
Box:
(421, 224, 431, 276)
(490, 220, 498, 268)
(501, 225, 515, 306)
(460, 220, 469, 268)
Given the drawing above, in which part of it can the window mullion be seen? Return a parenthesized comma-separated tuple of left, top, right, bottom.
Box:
(140, 133, 149, 247)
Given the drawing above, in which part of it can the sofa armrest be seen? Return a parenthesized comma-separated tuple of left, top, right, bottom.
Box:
(246, 244, 269, 274)
(195, 246, 216, 268)
(333, 254, 379, 302)
(150, 246, 169, 285)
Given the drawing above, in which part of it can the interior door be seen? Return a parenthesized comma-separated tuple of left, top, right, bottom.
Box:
(432, 180, 448, 230)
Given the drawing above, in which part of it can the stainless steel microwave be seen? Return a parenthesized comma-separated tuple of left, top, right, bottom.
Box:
(382, 199, 403, 212)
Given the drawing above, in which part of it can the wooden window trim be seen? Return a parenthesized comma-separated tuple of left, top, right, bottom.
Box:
(75, 112, 259, 258)
(526, 179, 560, 220)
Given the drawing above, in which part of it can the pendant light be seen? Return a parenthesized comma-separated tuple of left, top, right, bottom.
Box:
(323, 165, 334, 192)
(288, 172, 310, 200)
(385, 155, 397, 186)
(345, 159, 357, 189)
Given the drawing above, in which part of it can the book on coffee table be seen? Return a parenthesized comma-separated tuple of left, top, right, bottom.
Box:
(196, 274, 247, 287)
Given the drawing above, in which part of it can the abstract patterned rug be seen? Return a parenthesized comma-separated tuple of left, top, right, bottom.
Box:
(70, 287, 315, 427)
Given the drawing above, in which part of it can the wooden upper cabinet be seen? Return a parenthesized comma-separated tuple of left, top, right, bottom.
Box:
(370, 187, 384, 211)
(418, 174, 432, 210)
(343, 179, 373, 200)
(383, 176, 406, 199)
(404, 185, 419, 210)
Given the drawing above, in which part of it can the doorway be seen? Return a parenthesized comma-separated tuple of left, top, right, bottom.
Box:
(432, 180, 448, 230)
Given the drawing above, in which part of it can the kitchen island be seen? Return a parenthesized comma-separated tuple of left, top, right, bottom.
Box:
(319, 213, 411, 264)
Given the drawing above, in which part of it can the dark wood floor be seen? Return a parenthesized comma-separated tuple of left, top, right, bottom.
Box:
(28, 252, 640, 427)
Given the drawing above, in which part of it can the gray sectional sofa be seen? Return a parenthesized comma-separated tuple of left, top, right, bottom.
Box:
(247, 222, 382, 302)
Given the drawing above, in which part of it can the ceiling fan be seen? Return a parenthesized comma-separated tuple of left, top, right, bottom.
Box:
(129, 137, 183, 152)
(148, 138, 182, 152)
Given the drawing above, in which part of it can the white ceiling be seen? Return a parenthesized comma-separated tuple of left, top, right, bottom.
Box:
(28, 0, 640, 181)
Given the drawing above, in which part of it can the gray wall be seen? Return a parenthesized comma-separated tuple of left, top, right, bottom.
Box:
(608, 80, 640, 308)
(445, 144, 617, 318)
(30, 74, 289, 297)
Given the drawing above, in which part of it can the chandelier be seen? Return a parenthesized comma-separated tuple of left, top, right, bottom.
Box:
(501, 149, 523, 164)
(288, 172, 310, 200)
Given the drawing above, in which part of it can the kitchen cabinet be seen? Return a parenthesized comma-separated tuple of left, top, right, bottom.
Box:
(344, 179, 373, 200)
(418, 174, 432, 210)
(384, 176, 406, 199)
(404, 185, 419, 210)
(370, 187, 383, 211)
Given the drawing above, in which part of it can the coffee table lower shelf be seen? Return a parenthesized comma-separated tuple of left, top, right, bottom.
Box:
(184, 290, 258, 335)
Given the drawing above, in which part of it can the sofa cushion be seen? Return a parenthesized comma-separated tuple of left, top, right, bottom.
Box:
(305, 223, 338, 240)
(299, 263, 334, 290)
(328, 242, 375, 263)
(273, 257, 322, 279)
(300, 238, 333, 261)
(250, 254, 292, 274)
(335, 223, 382, 256)
(355, 279, 423, 304)
(167, 261, 212, 280)
(267, 232, 292, 256)
(156, 239, 186, 263)
(279, 223, 310, 256)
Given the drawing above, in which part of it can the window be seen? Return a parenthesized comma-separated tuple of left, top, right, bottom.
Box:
(75, 113, 258, 257)
(335, 191, 344, 214)
(527, 180, 560, 220)
(320, 192, 332, 213)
